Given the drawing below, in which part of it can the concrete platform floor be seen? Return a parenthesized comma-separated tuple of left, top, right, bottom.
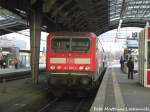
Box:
(90, 63, 150, 112)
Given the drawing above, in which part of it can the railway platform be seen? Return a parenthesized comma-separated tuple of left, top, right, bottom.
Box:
(0, 65, 46, 83)
(90, 62, 150, 112)
(0, 64, 45, 75)
(0, 67, 31, 75)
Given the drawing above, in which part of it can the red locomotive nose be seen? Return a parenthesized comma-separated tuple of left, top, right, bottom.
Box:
(69, 53, 72, 57)
(46, 32, 106, 90)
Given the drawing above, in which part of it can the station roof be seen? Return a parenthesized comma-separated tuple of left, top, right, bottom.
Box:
(109, 0, 150, 30)
(0, 6, 27, 35)
(0, 0, 150, 36)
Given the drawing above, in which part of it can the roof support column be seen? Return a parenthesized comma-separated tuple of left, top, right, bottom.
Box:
(29, 3, 42, 84)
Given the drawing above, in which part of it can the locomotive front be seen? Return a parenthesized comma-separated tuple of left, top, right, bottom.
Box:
(46, 32, 97, 87)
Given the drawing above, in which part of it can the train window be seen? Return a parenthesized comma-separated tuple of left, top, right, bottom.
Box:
(51, 38, 70, 51)
(71, 38, 90, 52)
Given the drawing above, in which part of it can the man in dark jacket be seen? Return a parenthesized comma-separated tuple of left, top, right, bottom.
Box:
(0, 59, 2, 69)
(127, 57, 134, 79)
(120, 56, 124, 71)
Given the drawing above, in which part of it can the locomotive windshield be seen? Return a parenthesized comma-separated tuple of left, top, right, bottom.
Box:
(51, 38, 70, 51)
(71, 38, 90, 52)
(51, 37, 90, 52)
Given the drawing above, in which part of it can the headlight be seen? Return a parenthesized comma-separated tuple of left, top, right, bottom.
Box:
(85, 66, 90, 71)
(50, 65, 55, 70)
(79, 66, 84, 70)
(57, 66, 62, 70)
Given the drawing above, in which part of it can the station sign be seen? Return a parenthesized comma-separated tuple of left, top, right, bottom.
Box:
(127, 39, 138, 48)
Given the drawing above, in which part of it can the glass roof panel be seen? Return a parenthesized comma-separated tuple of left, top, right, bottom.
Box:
(0, 6, 23, 28)
(0, 16, 6, 21)
(109, 0, 150, 26)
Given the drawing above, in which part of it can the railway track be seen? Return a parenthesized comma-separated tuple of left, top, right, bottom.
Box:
(38, 95, 91, 112)
(38, 70, 106, 112)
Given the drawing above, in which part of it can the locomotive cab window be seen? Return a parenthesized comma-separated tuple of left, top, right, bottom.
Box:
(71, 38, 90, 52)
(51, 38, 70, 52)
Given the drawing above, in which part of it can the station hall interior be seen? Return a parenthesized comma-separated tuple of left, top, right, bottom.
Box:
(0, 0, 150, 112)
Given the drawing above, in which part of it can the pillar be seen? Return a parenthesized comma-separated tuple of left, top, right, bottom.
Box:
(29, 3, 42, 84)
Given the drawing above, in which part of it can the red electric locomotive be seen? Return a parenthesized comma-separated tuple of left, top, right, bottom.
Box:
(46, 32, 105, 89)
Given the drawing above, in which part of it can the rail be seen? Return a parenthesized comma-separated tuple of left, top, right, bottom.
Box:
(38, 95, 88, 112)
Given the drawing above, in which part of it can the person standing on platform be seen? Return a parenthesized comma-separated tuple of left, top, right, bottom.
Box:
(120, 56, 124, 71)
(14, 58, 18, 69)
(0, 55, 3, 69)
(127, 57, 134, 79)
(2, 59, 6, 69)
(0, 59, 2, 69)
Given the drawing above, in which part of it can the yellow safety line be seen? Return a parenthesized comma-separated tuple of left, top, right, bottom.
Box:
(112, 68, 125, 111)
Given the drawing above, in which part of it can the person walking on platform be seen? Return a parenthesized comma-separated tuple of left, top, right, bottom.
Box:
(0, 59, 2, 69)
(14, 58, 18, 69)
(120, 56, 124, 72)
(127, 57, 134, 79)
(2, 60, 6, 69)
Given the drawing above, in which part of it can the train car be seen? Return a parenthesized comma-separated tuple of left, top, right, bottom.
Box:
(0, 47, 20, 68)
(46, 32, 105, 89)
